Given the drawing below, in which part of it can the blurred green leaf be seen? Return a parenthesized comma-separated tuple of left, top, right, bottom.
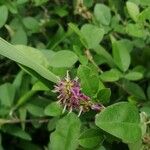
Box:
(0, 83, 16, 107)
(140, 0, 150, 6)
(5, 1, 18, 14)
(0, 5, 8, 28)
(11, 27, 27, 45)
(128, 0, 140, 5)
(124, 71, 143, 81)
(49, 50, 78, 68)
(112, 40, 131, 72)
(128, 140, 142, 150)
(19, 106, 27, 130)
(23, 17, 39, 31)
(26, 103, 45, 117)
(17, 0, 28, 4)
(53, 6, 68, 17)
(123, 81, 146, 100)
(68, 23, 87, 47)
(2, 125, 31, 140)
(80, 24, 104, 49)
(94, 45, 115, 68)
(47, 118, 58, 131)
(49, 113, 81, 150)
(32, 0, 48, 6)
(83, 0, 93, 7)
(126, 1, 139, 22)
(100, 69, 121, 82)
(47, 25, 66, 49)
(138, 7, 150, 22)
(125, 23, 147, 38)
(32, 81, 49, 91)
(94, 4, 111, 25)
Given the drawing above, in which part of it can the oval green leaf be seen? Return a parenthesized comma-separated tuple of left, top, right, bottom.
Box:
(95, 102, 141, 143)
(49, 50, 78, 68)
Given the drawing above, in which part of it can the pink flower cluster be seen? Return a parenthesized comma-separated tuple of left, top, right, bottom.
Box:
(53, 72, 103, 116)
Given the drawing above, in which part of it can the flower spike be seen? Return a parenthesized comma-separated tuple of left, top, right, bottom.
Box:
(53, 71, 104, 116)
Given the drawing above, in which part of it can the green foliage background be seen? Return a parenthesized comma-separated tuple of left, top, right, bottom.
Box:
(0, 0, 150, 150)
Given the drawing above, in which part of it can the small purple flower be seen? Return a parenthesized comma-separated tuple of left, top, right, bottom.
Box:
(53, 71, 104, 116)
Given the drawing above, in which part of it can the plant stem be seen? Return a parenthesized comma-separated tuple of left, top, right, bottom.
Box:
(85, 49, 103, 73)
(0, 118, 49, 125)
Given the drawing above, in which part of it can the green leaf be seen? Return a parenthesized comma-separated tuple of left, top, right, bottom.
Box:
(80, 24, 104, 49)
(44, 102, 63, 117)
(126, 1, 139, 22)
(13, 70, 24, 92)
(23, 17, 39, 31)
(128, 140, 142, 150)
(53, 6, 68, 17)
(11, 27, 27, 45)
(94, 45, 115, 68)
(128, 0, 140, 5)
(0, 38, 59, 83)
(123, 81, 146, 100)
(32, 0, 48, 6)
(19, 106, 27, 130)
(95, 102, 141, 143)
(26, 103, 45, 117)
(5, 1, 18, 14)
(125, 23, 147, 38)
(15, 45, 50, 68)
(79, 129, 103, 149)
(100, 69, 121, 82)
(97, 88, 111, 104)
(41, 50, 56, 61)
(140, 0, 150, 6)
(49, 113, 81, 150)
(118, 39, 133, 53)
(94, 4, 111, 25)
(2, 125, 31, 141)
(47, 25, 66, 49)
(78, 55, 88, 65)
(83, 0, 93, 7)
(77, 65, 99, 97)
(49, 50, 78, 68)
(68, 23, 87, 47)
(112, 41, 131, 72)
(124, 71, 143, 81)
(0, 5, 8, 28)
(0, 83, 16, 107)
(17, 0, 28, 4)
(32, 81, 49, 91)
(138, 7, 150, 22)
(47, 118, 59, 131)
